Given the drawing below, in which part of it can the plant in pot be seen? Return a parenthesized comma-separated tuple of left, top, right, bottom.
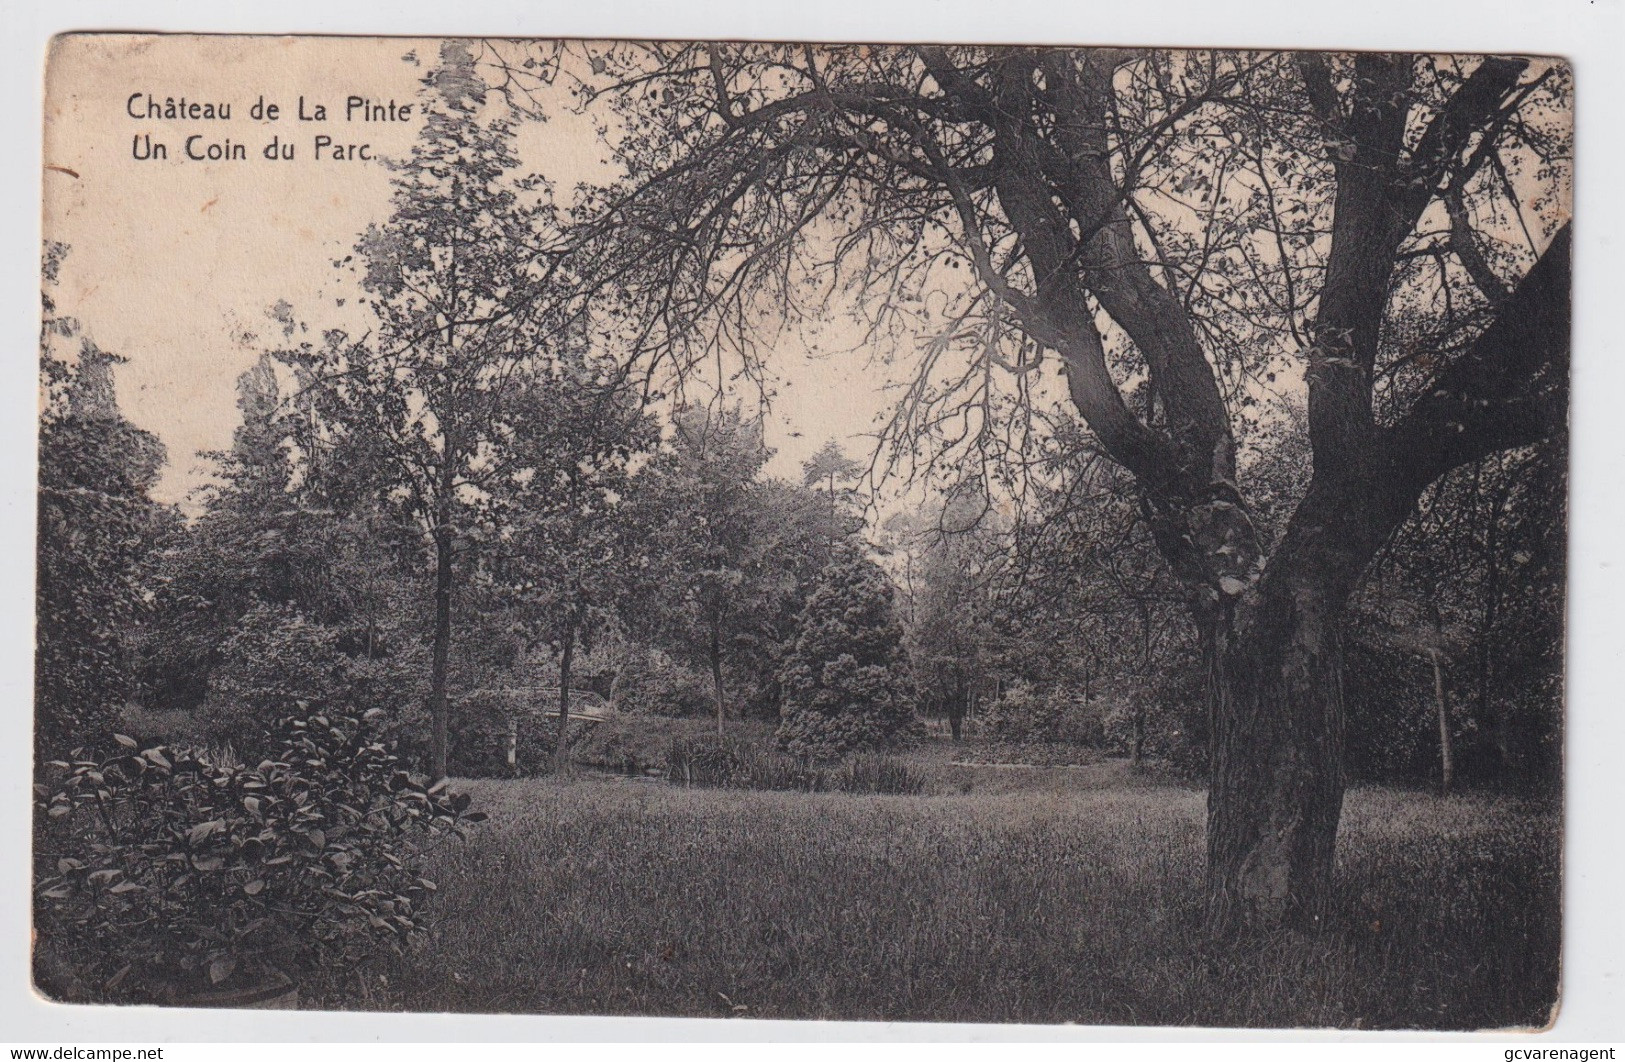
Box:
(33, 706, 483, 1007)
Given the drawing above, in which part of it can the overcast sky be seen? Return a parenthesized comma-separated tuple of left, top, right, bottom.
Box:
(43, 35, 904, 509)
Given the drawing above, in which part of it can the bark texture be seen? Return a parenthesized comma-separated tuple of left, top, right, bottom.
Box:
(710, 620, 725, 738)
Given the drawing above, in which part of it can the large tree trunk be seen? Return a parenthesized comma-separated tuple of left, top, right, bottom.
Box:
(428, 516, 453, 781)
(1204, 575, 1347, 936)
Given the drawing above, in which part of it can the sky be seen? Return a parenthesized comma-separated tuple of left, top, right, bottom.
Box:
(42, 34, 904, 509)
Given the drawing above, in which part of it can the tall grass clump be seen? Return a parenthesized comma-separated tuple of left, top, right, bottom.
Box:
(835, 755, 925, 795)
(665, 737, 923, 795)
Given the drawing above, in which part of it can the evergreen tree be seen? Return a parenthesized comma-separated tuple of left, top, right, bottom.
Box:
(776, 545, 919, 759)
(493, 346, 658, 769)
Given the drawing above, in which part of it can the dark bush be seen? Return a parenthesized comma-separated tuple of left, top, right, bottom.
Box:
(777, 548, 921, 759)
(33, 707, 483, 1004)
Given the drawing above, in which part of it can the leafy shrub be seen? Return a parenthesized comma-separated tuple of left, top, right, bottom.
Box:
(199, 605, 430, 761)
(33, 707, 483, 1004)
(575, 715, 775, 777)
(665, 737, 923, 795)
(835, 755, 926, 795)
(666, 737, 792, 788)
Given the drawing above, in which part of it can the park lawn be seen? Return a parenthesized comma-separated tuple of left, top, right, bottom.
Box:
(324, 762, 1560, 1030)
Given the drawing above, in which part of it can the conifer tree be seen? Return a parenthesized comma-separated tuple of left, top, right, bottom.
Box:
(776, 545, 919, 758)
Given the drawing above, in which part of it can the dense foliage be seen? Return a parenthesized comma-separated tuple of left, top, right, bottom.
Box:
(33, 708, 483, 1003)
(528, 39, 1570, 929)
(37, 49, 1567, 800)
(776, 547, 920, 759)
(36, 336, 173, 757)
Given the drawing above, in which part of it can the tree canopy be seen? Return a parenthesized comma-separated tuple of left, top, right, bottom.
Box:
(524, 43, 1571, 930)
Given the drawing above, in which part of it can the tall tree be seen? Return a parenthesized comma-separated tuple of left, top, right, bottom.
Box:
(892, 495, 1007, 742)
(543, 44, 1570, 931)
(629, 406, 772, 735)
(289, 43, 560, 778)
(493, 348, 657, 770)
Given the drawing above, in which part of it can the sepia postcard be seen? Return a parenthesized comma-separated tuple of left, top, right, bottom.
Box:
(33, 33, 1571, 1029)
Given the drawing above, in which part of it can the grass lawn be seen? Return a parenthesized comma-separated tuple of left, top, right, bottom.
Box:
(320, 744, 1560, 1030)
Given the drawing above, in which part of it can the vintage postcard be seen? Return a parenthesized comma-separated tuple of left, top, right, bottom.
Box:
(34, 34, 1571, 1028)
